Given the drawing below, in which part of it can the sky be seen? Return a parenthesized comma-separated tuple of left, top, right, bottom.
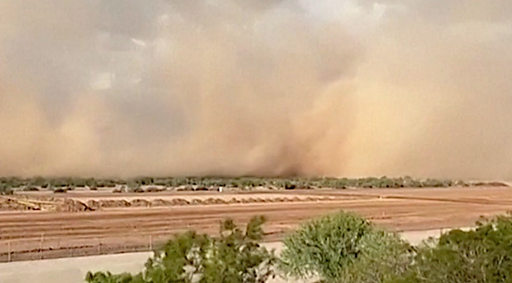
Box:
(0, 0, 511, 180)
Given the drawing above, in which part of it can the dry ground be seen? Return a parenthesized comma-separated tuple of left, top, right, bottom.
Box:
(1, 186, 511, 262)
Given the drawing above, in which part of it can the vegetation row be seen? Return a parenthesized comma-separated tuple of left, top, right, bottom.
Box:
(1, 176, 503, 195)
(86, 211, 512, 283)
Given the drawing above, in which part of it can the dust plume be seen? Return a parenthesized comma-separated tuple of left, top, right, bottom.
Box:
(0, 0, 511, 180)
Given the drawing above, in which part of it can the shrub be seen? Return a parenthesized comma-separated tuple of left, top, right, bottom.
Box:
(0, 183, 13, 195)
(139, 177, 155, 186)
(23, 186, 40, 191)
(130, 187, 144, 193)
(144, 187, 163, 193)
(72, 178, 88, 187)
(153, 179, 169, 187)
(51, 178, 69, 188)
(176, 185, 194, 192)
(284, 184, 296, 190)
(393, 214, 512, 283)
(53, 188, 67, 193)
(96, 179, 117, 188)
(112, 188, 123, 193)
(85, 179, 98, 188)
(280, 211, 412, 283)
(193, 187, 208, 191)
(31, 176, 47, 187)
(86, 216, 276, 283)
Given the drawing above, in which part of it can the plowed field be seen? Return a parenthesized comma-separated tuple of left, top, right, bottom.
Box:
(1, 187, 511, 262)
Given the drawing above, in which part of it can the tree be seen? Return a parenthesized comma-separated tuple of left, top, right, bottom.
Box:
(342, 229, 413, 283)
(280, 211, 412, 283)
(86, 216, 276, 283)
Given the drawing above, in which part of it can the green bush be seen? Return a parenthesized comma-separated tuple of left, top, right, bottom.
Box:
(280, 211, 411, 283)
(392, 214, 512, 283)
(31, 176, 47, 187)
(0, 183, 13, 195)
(281, 213, 512, 283)
(145, 187, 166, 193)
(342, 230, 413, 283)
(130, 187, 144, 193)
(96, 179, 117, 188)
(23, 186, 40, 191)
(86, 216, 276, 283)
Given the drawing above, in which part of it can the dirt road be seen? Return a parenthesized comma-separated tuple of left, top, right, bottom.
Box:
(1, 186, 511, 262)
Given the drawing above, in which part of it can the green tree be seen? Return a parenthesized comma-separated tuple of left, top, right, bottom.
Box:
(280, 211, 411, 283)
(86, 216, 276, 283)
(342, 230, 412, 283)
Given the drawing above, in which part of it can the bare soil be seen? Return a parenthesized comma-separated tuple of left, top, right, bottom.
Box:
(1, 186, 511, 262)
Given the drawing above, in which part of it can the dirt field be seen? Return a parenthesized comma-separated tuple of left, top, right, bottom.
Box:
(1, 186, 512, 262)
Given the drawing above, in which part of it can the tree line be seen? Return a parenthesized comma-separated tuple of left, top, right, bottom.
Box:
(1, 176, 486, 193)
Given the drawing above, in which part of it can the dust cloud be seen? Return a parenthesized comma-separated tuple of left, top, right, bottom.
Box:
(0, 0, 511, 180)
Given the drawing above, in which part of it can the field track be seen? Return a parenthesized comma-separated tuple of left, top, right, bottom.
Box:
(1, 186, 511, 262)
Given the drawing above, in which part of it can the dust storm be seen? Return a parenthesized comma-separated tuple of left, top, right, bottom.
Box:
(0, 0, 511, 179)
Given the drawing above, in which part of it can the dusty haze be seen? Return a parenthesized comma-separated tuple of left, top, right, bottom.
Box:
(0, 0, 511, 179)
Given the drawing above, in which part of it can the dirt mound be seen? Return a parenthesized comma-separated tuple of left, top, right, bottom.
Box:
(55, 199, 94, 212)
(131, 199, 151, 207)
(0, 197, 40, 211)
(98, 200, 131, 208)
(87, 200, 100, 210)
(471, 181, 509, 187)
(150, 199, 171, 207)
(172, 199, 190, 205)
(0, 194, 350, 212)
(203, 198, 226, 205)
